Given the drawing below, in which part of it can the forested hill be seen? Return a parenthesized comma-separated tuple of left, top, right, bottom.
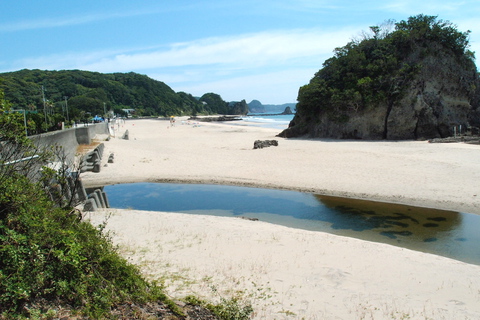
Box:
(0, 69, 247, 119)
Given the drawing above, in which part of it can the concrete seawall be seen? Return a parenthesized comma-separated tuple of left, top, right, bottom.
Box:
(30, 123, 111, 212)
(30, 123, 110, 162)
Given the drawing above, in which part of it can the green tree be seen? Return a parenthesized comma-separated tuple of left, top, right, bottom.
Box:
(394, 14, 471, 55)
(0, 89, 181, 318)
(295, 14, 472, 126)
(0, 70, 212, 120)
(200, 92, 228, 114)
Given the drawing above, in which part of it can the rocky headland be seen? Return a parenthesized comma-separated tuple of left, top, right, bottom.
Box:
(279, 15, 480, 140)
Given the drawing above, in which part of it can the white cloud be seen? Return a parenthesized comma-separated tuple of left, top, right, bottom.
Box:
(19, 27, 353, 72)
(7, 27, 354, 74)
(3, 26, 357, 104)
(380, 0, 467, 14)
(278, 0, 342, 11)
(0, 6, 173, 32)
(1, 13, 117, 32)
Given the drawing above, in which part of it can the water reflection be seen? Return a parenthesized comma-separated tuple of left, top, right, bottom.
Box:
(312, 195, 479, 263)
(316, 195, 461, 241)
(102, 183, 480, 265)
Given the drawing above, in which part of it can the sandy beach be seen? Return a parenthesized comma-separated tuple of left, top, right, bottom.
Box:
(84, 119, 480, 319)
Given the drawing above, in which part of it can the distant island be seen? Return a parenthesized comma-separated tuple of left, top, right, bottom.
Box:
(247, 106, 294, 117)
(247, 100, 296, 114)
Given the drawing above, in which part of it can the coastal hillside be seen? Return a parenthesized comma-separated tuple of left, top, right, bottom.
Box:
(279, 15, 480, 140)
(0, 69, 246, 122)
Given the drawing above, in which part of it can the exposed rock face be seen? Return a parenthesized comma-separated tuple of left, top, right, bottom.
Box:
(469, 79, 480, 128)
(386, 49, 476, 140)
(228, 100, 249, 115)
(278, 17, 479, 141)
(280, 48, 477, 140)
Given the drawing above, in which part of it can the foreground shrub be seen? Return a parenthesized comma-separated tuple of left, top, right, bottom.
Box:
(185, 295, 253, 320)
(0, 173, 179, 319)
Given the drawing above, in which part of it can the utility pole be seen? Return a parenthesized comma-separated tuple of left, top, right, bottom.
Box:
(42, 86, 47, 124)
(13, 109, 27, 137)
(22, 109, 27, 137)
(103, 102, 106, 118)
(64, 96, 69, 122)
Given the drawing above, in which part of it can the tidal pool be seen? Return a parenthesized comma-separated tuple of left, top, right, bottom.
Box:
(100, 183, 480, 265)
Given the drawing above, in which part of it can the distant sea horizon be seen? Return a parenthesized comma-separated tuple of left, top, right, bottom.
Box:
(241, 113, 294, 130)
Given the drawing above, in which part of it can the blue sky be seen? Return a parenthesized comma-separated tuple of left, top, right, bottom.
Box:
(1, 1, 479, 104)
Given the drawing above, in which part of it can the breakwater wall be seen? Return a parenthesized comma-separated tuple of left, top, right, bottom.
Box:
(30, 123, 110, 162)
(29, 123, 111, 212)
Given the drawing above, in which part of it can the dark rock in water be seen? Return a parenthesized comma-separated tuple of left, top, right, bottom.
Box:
(281, 106, 293, 115)
(253, 140, 278, 149)
(388, 221, 410, 228)
(189, 115, 242, 122)
(427, 217, 447, 222)
(380, 230, 413, 239)
(239, 216, 259, 221)
(423, 223, 439, 228)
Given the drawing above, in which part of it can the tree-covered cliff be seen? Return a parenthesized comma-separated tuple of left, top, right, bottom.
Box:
(0, 69, 245, 133)
(279, 15, 479, 140)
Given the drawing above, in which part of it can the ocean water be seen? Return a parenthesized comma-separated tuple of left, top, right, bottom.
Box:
(240, 113, 295, 130)
(102, 183, 480, 265)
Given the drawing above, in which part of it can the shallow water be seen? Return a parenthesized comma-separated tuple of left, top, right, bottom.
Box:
(240, 113, 294, 130)
(101, 183, 480, 265)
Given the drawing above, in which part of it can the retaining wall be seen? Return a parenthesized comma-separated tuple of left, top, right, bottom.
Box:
(29, 123, 110, 212)
(30, 123, 110, 162)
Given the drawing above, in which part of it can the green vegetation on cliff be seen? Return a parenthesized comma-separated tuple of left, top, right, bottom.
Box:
(0, 70, 189, 117)
(0, 69, 245, 134)
(282, 14, 479, 139)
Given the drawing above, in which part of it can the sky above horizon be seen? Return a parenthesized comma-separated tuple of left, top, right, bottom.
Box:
(1, 1, 479, 104)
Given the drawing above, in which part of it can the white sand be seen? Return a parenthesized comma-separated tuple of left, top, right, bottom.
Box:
(83, 119, 480, 319)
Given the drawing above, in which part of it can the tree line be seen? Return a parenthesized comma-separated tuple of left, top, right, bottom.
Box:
(0, 69, 248, 135)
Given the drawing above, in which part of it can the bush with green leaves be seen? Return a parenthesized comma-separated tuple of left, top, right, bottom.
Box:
(0, 170, 181, 319)
(0, 91, 180, 319)
(185, 294, 253, 320)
